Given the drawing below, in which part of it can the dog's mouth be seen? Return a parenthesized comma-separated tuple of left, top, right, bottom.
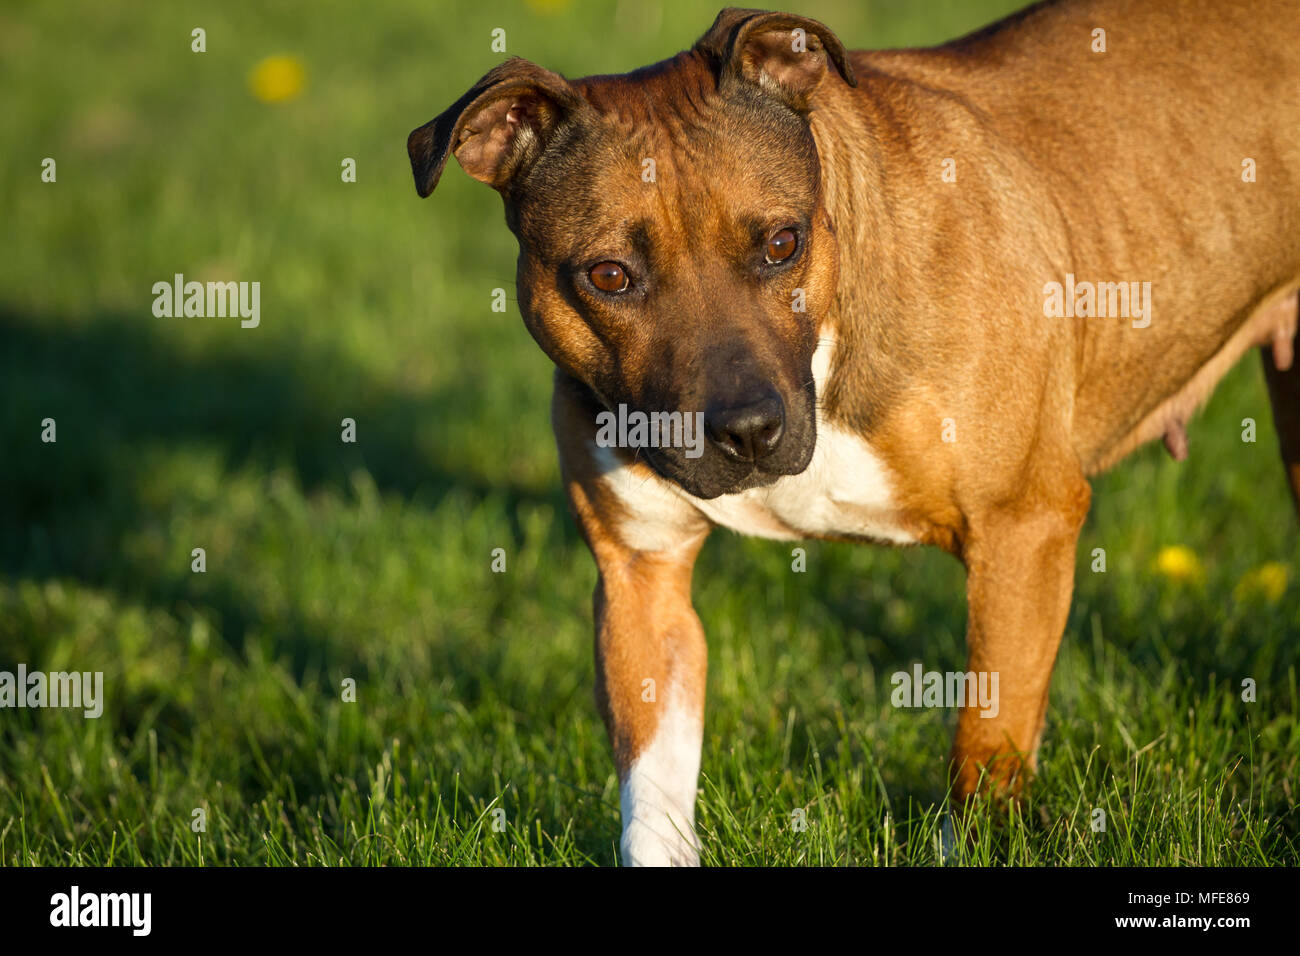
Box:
(599, 373, 819, 499)
(637, 413, 817, 500)
(641, 448, 786, 497)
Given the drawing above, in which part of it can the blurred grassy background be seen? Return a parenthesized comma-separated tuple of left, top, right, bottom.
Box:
(0, 0, 1295, 865)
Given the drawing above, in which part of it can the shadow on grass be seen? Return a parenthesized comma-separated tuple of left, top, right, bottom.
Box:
(0, 304, 578, 654)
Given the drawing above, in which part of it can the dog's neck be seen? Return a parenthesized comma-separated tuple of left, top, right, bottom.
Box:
(808, 75, 930, 434)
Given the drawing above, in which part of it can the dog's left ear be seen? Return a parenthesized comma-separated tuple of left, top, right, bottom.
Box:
(696, 7, 857, 111)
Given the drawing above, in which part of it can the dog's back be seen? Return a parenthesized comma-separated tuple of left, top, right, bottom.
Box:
(816, 0, 1300, 477)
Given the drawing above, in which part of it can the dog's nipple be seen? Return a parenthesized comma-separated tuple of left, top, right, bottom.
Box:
(1163, 420, 1189, 462)
(1272, 326, 1294, 372)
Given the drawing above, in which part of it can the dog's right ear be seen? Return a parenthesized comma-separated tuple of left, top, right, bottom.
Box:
(407, 57, 582, 198)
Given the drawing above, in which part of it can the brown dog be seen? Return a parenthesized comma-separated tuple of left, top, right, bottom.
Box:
(408, 0, 1300, 865)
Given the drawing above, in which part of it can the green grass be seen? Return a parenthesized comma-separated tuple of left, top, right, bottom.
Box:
(1, 0, 1296, 866)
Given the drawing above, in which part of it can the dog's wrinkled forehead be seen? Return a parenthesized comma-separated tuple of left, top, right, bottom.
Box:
(407, 9, 854, 209)
(512, 54, 821, 261)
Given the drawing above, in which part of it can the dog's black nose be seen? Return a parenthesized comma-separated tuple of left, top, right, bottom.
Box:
(705, 393, 784, 462)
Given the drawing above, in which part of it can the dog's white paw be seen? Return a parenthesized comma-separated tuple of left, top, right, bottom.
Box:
(617, 690, 703, 867)
(620, 815, 700, 867)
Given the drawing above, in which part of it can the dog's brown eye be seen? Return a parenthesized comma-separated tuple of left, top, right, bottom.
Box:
(765, 228, 797, 263)
(589, 261, 629, 293)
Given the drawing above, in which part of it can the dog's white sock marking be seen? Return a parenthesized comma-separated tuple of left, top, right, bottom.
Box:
(619, 689, 703, 867)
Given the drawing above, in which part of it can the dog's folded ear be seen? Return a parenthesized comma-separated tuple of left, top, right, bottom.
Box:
(695, 7, 856, 111)
(407, 57, 582, 198)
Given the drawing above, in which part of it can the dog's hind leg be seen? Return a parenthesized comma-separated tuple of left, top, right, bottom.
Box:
(1261, 292, 1300, 516)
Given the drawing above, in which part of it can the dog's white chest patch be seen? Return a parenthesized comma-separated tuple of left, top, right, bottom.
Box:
(594, 335, 916, 548)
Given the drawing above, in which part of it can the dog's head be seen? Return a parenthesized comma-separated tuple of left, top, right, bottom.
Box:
(408, 8, 855, 499)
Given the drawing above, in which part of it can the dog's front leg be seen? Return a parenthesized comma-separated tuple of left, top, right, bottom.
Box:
(949, 472, 1091, 804)
(592, 546, 708, 866)
(552, 376, 712, 866)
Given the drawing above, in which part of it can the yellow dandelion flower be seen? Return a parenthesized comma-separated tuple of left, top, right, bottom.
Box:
(1154, 545, 1202, 583)
(249, 55, 305, 104)
(1234, 562, 1288, 603)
